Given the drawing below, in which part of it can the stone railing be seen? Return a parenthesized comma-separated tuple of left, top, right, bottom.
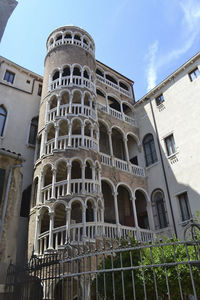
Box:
(37, 223, 155, 254)
(42, 179, 100, 202)
(97, 103, 136, 126)
(96, 74, 131, 98)
(45, 135, 98, 155)
(47, 37, 95, 56)
(100, 153, 145, 178)
(50, 75, 95, 93)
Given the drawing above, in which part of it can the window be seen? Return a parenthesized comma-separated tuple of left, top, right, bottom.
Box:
(38, 84, 42, 96)
(155, 94, 164, 106)
(28, 117, 38, 145)
(0, 168, 6, 205)
(189, 68, 200, 81)
(164, 134, 176, 156)
(0, 106, 7, 136)
(178, 192, 191, 222)
(3, 70, 15, 84)
(152, 190, 168, 229)
(143, 134, 158, 167)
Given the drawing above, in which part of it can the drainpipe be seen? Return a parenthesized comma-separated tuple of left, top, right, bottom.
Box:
(0, 163, 22, 242)
(149, 99, 177, 238)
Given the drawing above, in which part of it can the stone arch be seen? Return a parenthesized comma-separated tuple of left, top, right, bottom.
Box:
(39, 207, 50, 234)
(108, 94, 121, 112)
(117, 183, 134, 226)
(61, 64, 71, 77)
(105, 72, 118, 85)
(119, 80, 129, 91)
(134, 188, 150, 229)
(84, 120, 92, 137)
(63, 30, 73, 39)
(72, 63, 82, 76)
(60, 90, 70, 105)
(58, 119, 68, 136)
(43, 164, 53, 187)
(72, 89, 82, 104)
(126, 132, 140, 165)
(52, 68, 60, 81)
(71, 117, 82, 135)
(86, 199, 94, 222)
(71, 159, 82, 179)
(83, 91, 91, 106)
(99, 120, 110, 155)
(46, 123, 55, 141)
(54, 203, 66, 228)
(49, 95, 57, 110)
(56, 159, 67, 182)
(101, 178, 116, 224)
(111, 126, 125, 160)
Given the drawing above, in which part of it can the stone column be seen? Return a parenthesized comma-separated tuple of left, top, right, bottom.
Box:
(46, 101, 50, 122)
(131, 196, 138, 228)
(34, 215, 41, 255)
(82, 206, 86, 239)
(56, 95, 61, 116)
(65, 208, 71, 243)
(81, 164, 86, 194)
(105, 94, 109, 112)
(81, 124, 85, 147)
(123, 137, 129, 162)
(37, 171, 43, 204)
(108, 129, 113, 156)
(113, 192, 120, 237)
(94, 206, 98, 237)
(69, 93, 73, 114)
(48, 212, 54, 250)
(54, 125, 59, 150)
(92, 166, 95, 193)
(81, 92, 84, 115)
(59, 69, 62, 86)
(40, 129, 46, 157)
(68, 123, 72, 147)
(51, 168, 56, 199)
(120, 101, 125, 121)
(67, 164, 71, 195)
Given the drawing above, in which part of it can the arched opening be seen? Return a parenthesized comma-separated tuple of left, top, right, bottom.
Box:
(119, 81, 129, 91)
(83, 37, 89, 45)
(85, 161, 92, 179)
(52, 70, 59, 81)
(62, 66, 70, 77)
(56, 34, 62, 41)
(135, 190, 149, 229)
(111, 128, 125, 160)
(71, 161, 81, 179)
(151, 189, 168, 230)
(49, 96, 57, 109)
(0, 105, 7, 136)
(97, 89, 106, 107)
(64, 32, 72, 39)
(84, 93, 90, 106)
(71, 201, 82, 223)
(73, 66, 81, 76)
(49, 38, 54, 45)
(72, 91, 81, 104)
(127, 134, 139, 165)
(108, 96, 121, 112)
(59, 120, 68, 136)
(123, 103, 133, 117)
(28, 117, 38, 145)
(96, 68, 104, 77)
(84, 121, 91, 137)
(106, 74, 117, 85)
(43, 165, 52, 187)
(32, 178, 38, 208)
(99, 122, 110, 154)
(56, 161, 67, 182)
(61, 92, 70, 106)
(46, 124, 55, 141)
(72, 119, 81, 135)
(74, 34, 81, 41)
(117, 186, 134, 226)
(54, 204, 66, 228)
(86, 200, 94, 222)
(102, 181, 115, 224)
(40, 209, 50, 233)
(83, 69, 89, 79)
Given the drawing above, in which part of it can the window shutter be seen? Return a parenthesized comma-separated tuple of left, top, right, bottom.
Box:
(0, 168, 6, 205)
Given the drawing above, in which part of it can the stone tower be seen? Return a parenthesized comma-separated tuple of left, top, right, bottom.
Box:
(28, 26, 154, 257)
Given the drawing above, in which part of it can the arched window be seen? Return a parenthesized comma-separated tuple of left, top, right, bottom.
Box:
(0, 106, 7, 136)
(143, 134, 157, 167)
(152, 190, 168, 229)
(28, 117, 38, 145)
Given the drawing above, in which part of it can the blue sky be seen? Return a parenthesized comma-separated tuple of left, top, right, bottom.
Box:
(1, 0, 200, 100)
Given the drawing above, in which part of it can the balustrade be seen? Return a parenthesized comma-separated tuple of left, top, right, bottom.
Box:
(96, 74, 131, 98)
(47, 37, 95, 56)
(50, 75, 95, 92)
(99, 152, 145, 177)
(37, 223, 155, 254)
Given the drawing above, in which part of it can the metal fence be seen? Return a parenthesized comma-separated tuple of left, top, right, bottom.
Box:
(4, 226, 200, 300)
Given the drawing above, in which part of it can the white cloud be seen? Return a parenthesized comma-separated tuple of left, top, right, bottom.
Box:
(146, 0, 200, 91)
(146, 41, 158, 91)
